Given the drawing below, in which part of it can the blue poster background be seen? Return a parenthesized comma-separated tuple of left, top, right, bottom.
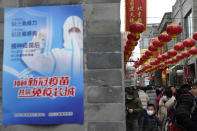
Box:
(3, 5, 84, 125)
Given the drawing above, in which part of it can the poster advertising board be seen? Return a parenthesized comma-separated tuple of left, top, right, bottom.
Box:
(3, 5, 84, 125)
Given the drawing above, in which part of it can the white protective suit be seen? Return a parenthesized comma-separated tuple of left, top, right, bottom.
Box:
(22, 16, 83, 77)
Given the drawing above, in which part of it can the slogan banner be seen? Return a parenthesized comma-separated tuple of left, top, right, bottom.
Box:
(125, 0, 147, 32)
(3, 5, 84, 125)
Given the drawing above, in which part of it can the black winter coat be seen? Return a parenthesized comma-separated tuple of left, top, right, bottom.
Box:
(138, 111, 160, 131)
(175, 92, 197, 131)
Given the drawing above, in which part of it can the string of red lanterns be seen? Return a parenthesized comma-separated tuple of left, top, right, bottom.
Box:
(134, 22, 197, 75)
(124, 22, 145, 63)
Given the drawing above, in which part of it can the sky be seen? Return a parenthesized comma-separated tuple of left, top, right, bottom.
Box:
(121, 0, 176, 62)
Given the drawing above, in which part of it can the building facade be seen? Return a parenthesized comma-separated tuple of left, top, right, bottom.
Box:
(165, 0, 197, 86)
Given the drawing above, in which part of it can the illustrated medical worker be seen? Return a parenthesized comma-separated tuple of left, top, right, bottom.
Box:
(22, 16, 83, 77)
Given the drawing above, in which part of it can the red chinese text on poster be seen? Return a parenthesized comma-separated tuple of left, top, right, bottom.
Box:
(125, 0, 147, 32)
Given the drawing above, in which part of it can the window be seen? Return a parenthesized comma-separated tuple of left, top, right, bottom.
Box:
(185, 10, 193, 38)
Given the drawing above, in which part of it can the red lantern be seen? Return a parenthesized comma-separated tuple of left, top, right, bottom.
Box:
(163, 53, 170, 59)
(127, 33, 140, 41)
(168, 49, 177, 58)
(182, 51, 191, 58)
(130, 74, 134, 78)
(193, 32, 197, 40)
(129, 23, 145, 34)
(189, 47, 197, 55)
(154, 59, 160, 65)
(183, 38, 196, 50)
(148, 44, 157, 53)
(157, 56, 164, 62)
(174, 42, 184, 53)
(145, 50, 153, 57)
(141, 55, 149, 61)
(134, 42, 138, 46)
(146, 65, 152, 69)
(147, 77, 153, 80)
(172, 57, 179, 63)
(166, 22, 182, 39)
(158, 32, 172, 46)
(126, 41, 132, 46)
(124, 45, 131, 51)
(176, 54, 184, 60)
(152, 39, 164, 49)
(160, 63, 165, 68)
(150, 61, 156, 65)
(168, 59, 173, 64)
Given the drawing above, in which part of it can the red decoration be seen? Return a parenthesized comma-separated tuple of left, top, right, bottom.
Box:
(150, 61, 156, 65)
(166, 23, 182, 39)
(193, 32, 197, 40)
(152, 39, 164, 49)
(127, 33, 140, 41)
(148, 44, 157, 52)
(124, 45, 132, 51)
(183, 38, 196, 50)
(176, 54, 184, 60)
(134, 42, 138, 46)
(130, 74, 134, 78)
(163, 53, 170, 59)
(168, 49, 177, 58)
(145, 50, 153, 57)
(126, 41, 132, 46)
(159, 63, 165, 68)
(182, 51, 191, 58)
(129, 23, 145, 34)
(172, 57, 179, 63)
(147, 77, 153, 80)
(157, 56, 164, 62)
(158, 32, 172, 46)
(174, 42, 184, 53)
(154, 59, 160, 65)
(189, 47, 197, 55)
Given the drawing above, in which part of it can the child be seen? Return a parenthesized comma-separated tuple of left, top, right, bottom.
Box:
(138, 104, 160, 131)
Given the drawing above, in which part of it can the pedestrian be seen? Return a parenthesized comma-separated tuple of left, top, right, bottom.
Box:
(157, 88, 175, 131)
(126, 88, 143, 131)
(146, 85, 157, 106)
(156, 87, 164, 112)
(131, 85, 139, 98)
(138, 104, 160, 131)
(138, 87, 150, 109)
(174, 83, 197, 131)
(156, 86, 163, 96)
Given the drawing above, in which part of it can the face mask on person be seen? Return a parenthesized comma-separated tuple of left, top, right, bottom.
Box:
(147, 110, 154, 116)
(162, 96, 167, 101)
(127, 96, 134, 100)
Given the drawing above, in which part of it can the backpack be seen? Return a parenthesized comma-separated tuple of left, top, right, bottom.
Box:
(164, 94, 196, 131)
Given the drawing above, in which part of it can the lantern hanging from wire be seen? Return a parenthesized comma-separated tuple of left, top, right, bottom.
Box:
(174, 42, 184, 53)
(152, 39, 164, 50)
(166, 22, 182, 39)
(158, 32, 172, 46)
(183, 38, 196, 51)
(182, 51, 191, 58)
(127, 33, 140, 41)
(129, 23, 145, 35)
(189, 47, 197, 56)
(193, 32, 197, 41)
(167, 49, 177, 58)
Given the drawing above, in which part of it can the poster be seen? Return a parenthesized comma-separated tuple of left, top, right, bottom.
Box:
(3, 5, 84, 125)
(125, 0, 146, 32)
